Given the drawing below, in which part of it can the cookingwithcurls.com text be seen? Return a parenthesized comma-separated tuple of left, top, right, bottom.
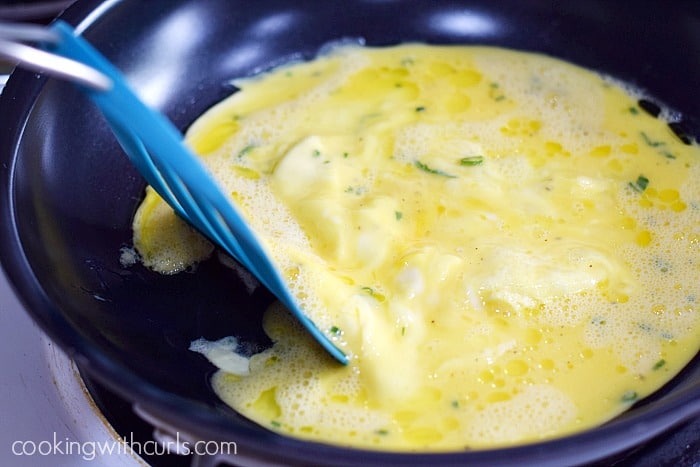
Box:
(10, 432, 237, 461)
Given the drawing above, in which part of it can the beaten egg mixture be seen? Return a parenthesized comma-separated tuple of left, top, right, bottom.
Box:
(132, 44, 700, 450)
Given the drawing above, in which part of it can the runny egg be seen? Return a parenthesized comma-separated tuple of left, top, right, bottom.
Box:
(132, 44, 700, 450)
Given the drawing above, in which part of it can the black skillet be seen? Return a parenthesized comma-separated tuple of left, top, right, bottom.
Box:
(1, 0, 699, 465)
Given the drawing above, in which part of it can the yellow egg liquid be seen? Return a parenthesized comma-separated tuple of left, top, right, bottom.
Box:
(132, 44, 700, 450)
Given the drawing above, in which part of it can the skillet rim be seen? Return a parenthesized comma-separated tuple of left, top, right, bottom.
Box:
(0, 0, 698, 465)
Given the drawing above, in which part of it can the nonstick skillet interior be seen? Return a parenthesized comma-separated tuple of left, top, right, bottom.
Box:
(0, 1, 699, 465)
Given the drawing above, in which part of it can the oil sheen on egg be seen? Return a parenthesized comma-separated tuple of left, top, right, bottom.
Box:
(132, 44, 700, 450)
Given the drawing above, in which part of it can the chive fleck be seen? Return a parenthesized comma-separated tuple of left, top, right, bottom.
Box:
(654, 257, 672, 273)
(451, 400, 460, 408)
(653, 359, 666, 370)
(621, 390, 638, 403)
(415, 106, 426, 112)
(345, 185, 367, 195)
(312, 149, 321, 157)
(237, 144, 255, 158)
(489, 82, 506, 101)
(628, 175, 649, 193)
(271, 420, 282, 428)
(375, 429, 389, 436)
(395, 211, 403, 221)
(361, 286, 385, 301)
(329, 325, 342, 336)
(629, 106, 639, 115)
(640, 131, 665, 148)
(459, 156, 484, 166)
(415, 160, 456, 178)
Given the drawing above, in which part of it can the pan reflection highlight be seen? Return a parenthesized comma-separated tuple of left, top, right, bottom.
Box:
(220, 10, 305, 75)
(247, 11, 301, 39)
(428, 9, 499, 38)
(131, 7, 206, 108)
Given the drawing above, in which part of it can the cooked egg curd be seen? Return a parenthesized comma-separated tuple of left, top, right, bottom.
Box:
(133, 44, 700, 450)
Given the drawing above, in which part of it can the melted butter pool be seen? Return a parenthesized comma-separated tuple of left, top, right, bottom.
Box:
(133, 44, 700, 450)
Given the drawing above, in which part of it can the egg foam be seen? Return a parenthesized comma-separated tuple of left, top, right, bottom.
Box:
(131, 44, 700, 450)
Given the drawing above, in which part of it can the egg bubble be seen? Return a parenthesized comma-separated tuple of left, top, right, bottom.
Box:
(462, 385, 577, 445)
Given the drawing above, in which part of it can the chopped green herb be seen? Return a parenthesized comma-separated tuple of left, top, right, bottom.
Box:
(312, 149, 321, 157)
(653, 359, 666, 370)
(401, 326, 406, 336)
(640, 131, 665, 148)
(489, 82, 506, 101)
(395, 211, 403, 221)
(237, 144, 255, 158)
(375, 429, 389, 436)
(271, 420, 282, 428)
(628, 175, 649, 192)
(638, 132, 678, 159)
(621, 390, 638, 403)
(361, 286, 385, 301)
(415, 160, 456, 178)
(415, 106, 426, 112)
(459, 156, 484, 166)
(329, 325, 343, 336)
(654, 257, 672, 273)
(343, 152, 349, 158)
(345, 185, 367, 195)
(451, 400, 460, 408)
(629, 106, 639, 115)
(637, 322, 674, 341)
